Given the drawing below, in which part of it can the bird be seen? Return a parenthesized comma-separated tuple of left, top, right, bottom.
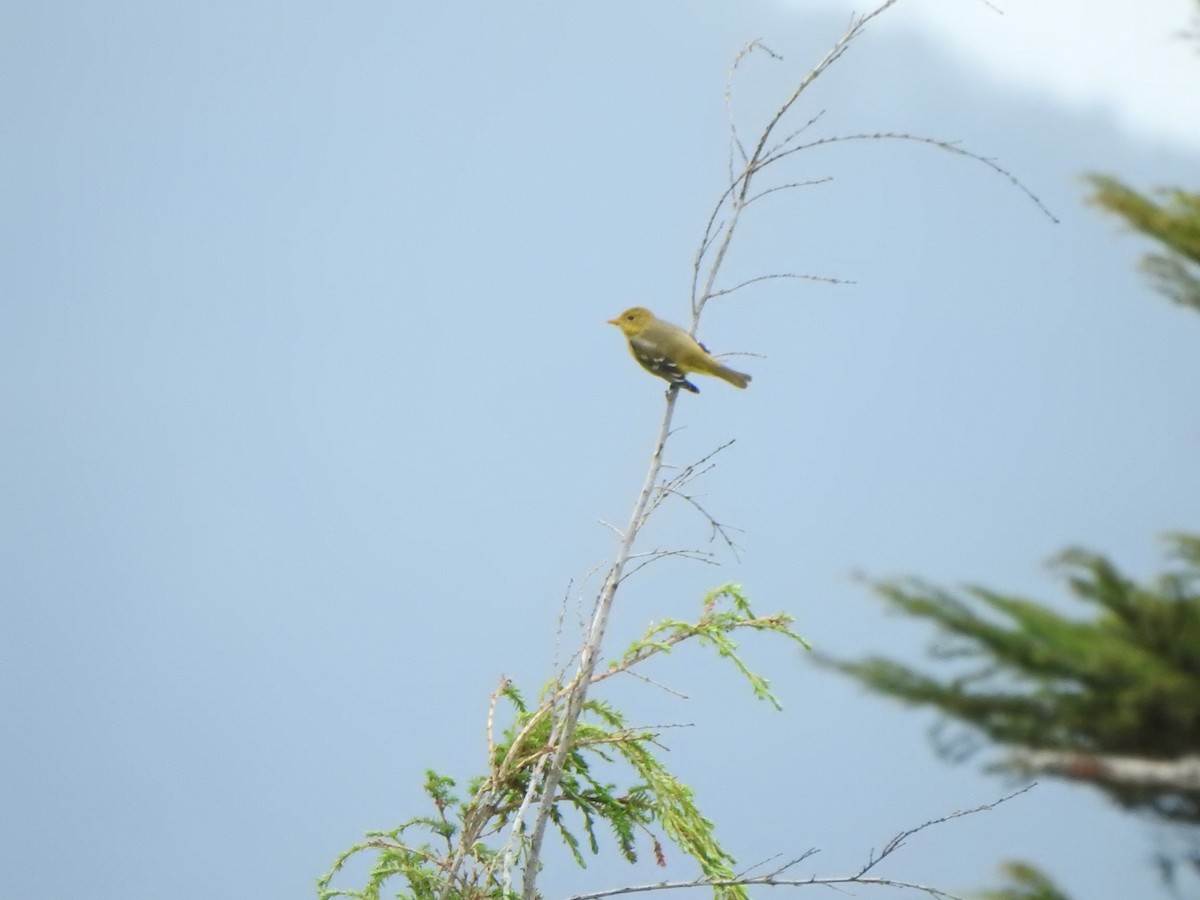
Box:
(607, 307, 751, 393)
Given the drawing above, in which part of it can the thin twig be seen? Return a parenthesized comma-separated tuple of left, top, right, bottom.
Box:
(693, 4, 900, 321)
(766, 131, 1059, 222)
(619, 667, 693, 700)
(622, 548, 721, 580)
(486, 677, 510, 774)
(858, 785, 1037, 879)
(566, 874, 962, 900)
(708, 272, 852, 301)
(764, 109, 828, 160)
(656, 486, 745, 559)
(746, 176, 834, 206)
(564, 786, 1036, 900)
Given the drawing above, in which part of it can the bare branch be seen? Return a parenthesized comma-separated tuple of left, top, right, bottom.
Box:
(766, 131, 1059, 223)
(765, 109, 828, 160)
(857, 785, 1037, 879)
(622, 548, 720, 580)
(742, 1, 901, 188)
(746, 176, 834, 206)
(566, 873, 963, 900)
(692, 3, 902, 323)
(597, 519, 623, 539)
(724, 40, 765, 168)
(640, 441, 737, 527)
(619, 667, 693, 700)
(564, 787, 1036, 900)
(518, 386, 684, 900)
(764, 848, 821, 877)
(734, 848, 821, 881)
(656, 486, 744, 560)
(691, 180, 738, 313)
(690, 0, 1053, 328)
(486, 677, 510, 773)
(708, 272, 852, 301)
(1003, 750, 1200, 792)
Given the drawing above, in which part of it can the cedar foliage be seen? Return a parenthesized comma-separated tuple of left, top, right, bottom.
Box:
(822, 536, 1200, 823)
(1087, 176, 1200, 314)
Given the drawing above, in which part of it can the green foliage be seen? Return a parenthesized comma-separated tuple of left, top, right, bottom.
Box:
(978, 861, 1071, 900)
(1086, 175, 1200, 313)
(615, 583, 811, 711)
(318, 584, 807, 900)
(821, 534, 1200, 822)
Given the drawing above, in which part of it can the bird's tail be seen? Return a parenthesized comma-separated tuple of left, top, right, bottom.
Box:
(712, 364, 751, 389)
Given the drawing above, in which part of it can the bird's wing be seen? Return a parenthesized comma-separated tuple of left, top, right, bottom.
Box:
(629, 334, 699, 392)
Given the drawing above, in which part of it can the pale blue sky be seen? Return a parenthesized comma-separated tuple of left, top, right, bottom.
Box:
(3, 2, 1199, 899)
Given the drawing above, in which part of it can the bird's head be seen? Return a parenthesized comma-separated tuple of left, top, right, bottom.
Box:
(607, 306, 655, 337)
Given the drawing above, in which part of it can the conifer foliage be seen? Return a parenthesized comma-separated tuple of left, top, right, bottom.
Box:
(1087, 176, 1200, 314)
(823, 536, 1200, 823)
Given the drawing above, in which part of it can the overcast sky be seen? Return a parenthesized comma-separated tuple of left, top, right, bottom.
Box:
(3, 2, 1199, 900)
(800, 0, 1200, 149)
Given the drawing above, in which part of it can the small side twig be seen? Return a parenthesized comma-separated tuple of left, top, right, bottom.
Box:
(707, 272, 852, 301)
(857, 785, 1036, 878)
(563, 786, 1036, 900)
(622, 548, 721, 580)
(767, 131, 1059, 223)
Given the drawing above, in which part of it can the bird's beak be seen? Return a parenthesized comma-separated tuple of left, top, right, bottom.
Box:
(606, 317, 621, 326)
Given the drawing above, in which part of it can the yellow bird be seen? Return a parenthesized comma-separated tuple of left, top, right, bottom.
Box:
(607, 307, 751, 393)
